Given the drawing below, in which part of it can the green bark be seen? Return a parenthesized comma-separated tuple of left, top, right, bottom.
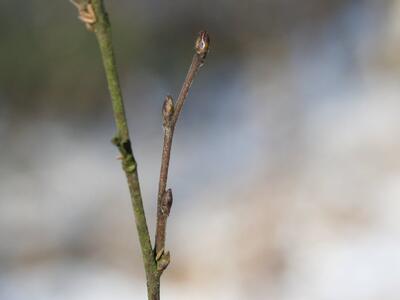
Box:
(90, 1, 160, 299)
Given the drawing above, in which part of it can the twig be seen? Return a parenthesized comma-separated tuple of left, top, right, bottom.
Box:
(71, 0, 159, 299)
(155, 31, 210, 259)
(71, 0, 210, 298)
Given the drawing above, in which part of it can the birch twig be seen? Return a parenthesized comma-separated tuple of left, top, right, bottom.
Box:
(70, 1, 210, 298)
(154, 31, 210, 261)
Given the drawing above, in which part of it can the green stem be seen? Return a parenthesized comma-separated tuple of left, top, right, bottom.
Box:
(90, 1, 159, 299)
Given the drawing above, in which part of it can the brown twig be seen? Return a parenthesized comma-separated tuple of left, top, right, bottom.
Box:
(155, 31, 210, 261)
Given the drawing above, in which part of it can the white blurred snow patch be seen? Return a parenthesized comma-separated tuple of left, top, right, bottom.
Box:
(283, 233, 400, 300)
(0, 261, 145, 300)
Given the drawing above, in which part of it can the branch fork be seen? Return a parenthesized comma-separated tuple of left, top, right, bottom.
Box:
(71, 1, 210, 299)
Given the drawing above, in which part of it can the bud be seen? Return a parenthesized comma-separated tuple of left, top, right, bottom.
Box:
(161, 189, 173, 216)
(156, 250, 170, 271)
(162, 96, 174, 128)
(195, 31, 210, 58)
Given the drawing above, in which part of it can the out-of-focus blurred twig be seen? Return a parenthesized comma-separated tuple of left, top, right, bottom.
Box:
(70, 0, 210, 299)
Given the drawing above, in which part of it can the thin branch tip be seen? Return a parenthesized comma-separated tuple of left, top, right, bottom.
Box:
(155, 30, 211, 260)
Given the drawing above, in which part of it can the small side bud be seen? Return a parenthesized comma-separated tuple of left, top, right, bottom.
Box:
(162, 96, 174, 128)
(157, 250, 170, 272)
(111, 136, 121, 146)
(161, 189, 173, 216)
(195, 31, 210, 59)
(125, 162, 136, 173)
(156, 248, 165, 261)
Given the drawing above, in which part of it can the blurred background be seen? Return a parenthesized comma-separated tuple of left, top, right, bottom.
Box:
(1, 0, 400, 299)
